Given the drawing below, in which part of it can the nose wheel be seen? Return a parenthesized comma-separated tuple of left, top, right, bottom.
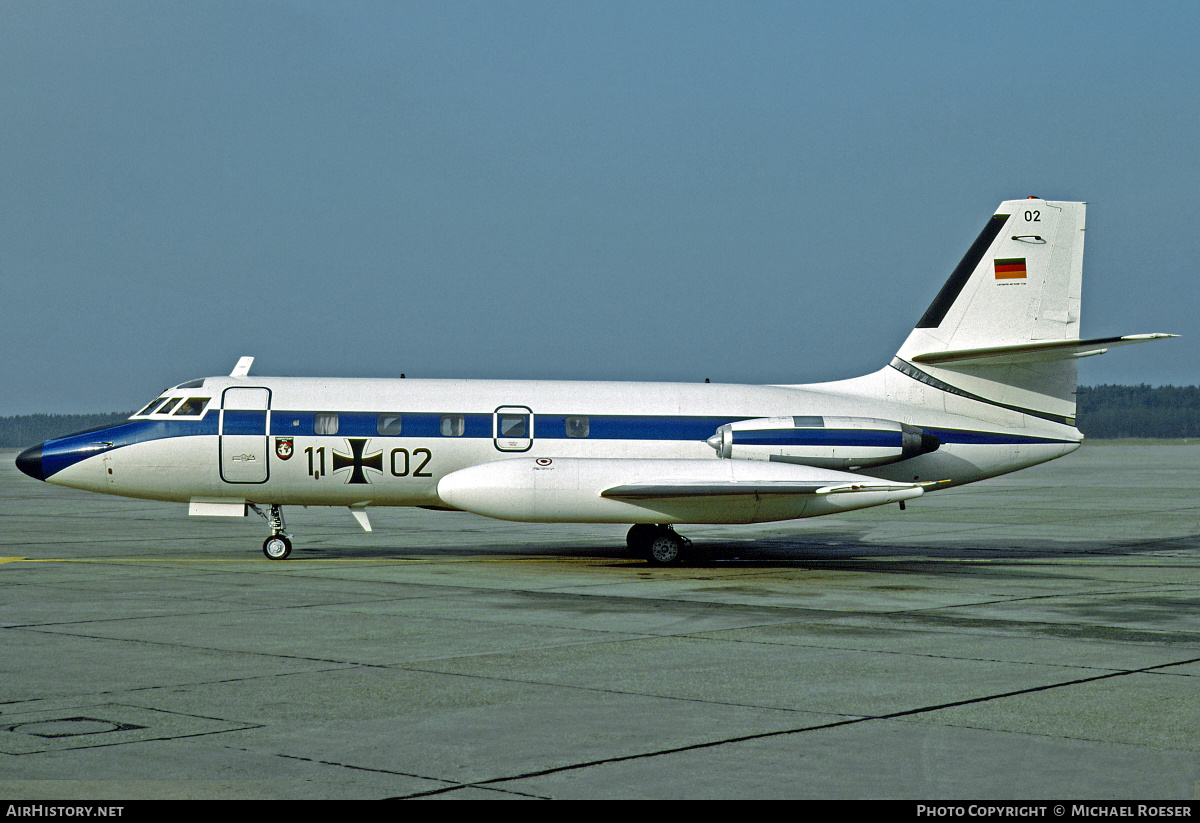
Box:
(250, 503, 293, 560)
(263, 534, 292, 560)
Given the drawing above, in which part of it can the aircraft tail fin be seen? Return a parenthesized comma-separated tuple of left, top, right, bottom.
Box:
(888, 199, 1174, 425)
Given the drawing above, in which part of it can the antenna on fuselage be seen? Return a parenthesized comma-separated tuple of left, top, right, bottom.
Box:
(230, 356, 254, 377)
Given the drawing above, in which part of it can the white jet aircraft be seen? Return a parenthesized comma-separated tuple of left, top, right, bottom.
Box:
(16, 198, 1174, 563)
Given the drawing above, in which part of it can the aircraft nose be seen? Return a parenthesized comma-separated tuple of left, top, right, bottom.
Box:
(15, 444, 45, 481)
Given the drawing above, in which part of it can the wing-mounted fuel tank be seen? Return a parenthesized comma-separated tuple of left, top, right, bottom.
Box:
(707, 416, 939, 471)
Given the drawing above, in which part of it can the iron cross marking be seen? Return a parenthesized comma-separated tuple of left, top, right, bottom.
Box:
(331, 438, 384, 484)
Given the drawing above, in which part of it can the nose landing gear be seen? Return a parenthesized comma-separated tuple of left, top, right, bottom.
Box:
(263, 534, 292, 560)
(250, 504, 293, 560)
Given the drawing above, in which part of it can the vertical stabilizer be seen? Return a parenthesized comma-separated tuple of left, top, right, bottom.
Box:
(893, 199, 1086, 424)
(901, 199, 1085, 355)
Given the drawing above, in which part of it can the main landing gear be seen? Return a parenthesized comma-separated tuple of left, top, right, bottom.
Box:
(250, 504, 292, 560)
(626, 524, 691, 566)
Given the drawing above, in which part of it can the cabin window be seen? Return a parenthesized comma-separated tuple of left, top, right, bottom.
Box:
(565, 416, 589, 438)
(377, 414, 403, 436)
(155, 398, 182, 415)
(440, 414, 464, 437)
(499, 414, 527, 438)
(314, 413, 339, 435)
(174, 397, 209, 416)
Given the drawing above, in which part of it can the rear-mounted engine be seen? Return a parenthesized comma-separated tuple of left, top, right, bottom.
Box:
(707, 416, 939, 471)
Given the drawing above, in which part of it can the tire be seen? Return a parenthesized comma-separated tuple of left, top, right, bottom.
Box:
(645, 530, 685, 566)
(626, 524, 657, 555)
(263, 535, 292, 560)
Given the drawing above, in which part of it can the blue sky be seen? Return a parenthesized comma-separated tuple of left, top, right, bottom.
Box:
(2, 1, 1196, 414)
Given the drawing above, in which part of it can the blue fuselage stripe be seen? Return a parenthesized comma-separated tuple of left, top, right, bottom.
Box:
(269, 413, 741, 441)
(222, 411, 268, 435)
(33, 413, 1075, 479)
(926, 428, 1064, 446)
(734, 429, 902, 448)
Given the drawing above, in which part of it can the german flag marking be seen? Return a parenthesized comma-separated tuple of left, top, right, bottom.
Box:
(994, 258, 1027, 280)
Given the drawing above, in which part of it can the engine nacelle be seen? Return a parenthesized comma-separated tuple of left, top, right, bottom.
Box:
(707, 415, 939, 470)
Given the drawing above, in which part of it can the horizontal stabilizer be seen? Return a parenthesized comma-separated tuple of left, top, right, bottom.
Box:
(911, 334, 1178, 367)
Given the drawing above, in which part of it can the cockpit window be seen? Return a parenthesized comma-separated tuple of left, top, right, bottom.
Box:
(137, 396, 168, 416)
(173, 397, 209, 416)
(175, 379, 206, 389)
(155, 398, 182, 415)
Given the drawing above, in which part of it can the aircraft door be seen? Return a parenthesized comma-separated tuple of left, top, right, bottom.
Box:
(494, 406, 533, 452)
(220, 387, 271, 483)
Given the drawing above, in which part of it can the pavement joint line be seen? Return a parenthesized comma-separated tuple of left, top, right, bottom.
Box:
(0, 665, 373, 711)
(397, 660, 869, 717)
(113, 665, 370, 695)
(680, 632, 1197, 672)
(270, 750, 553, 799)
(6, 577, 1196, 648)
(0, 592, 486, 630)
(10, 616, 732, 675)
(269, 750, 461, 785)
(5, 726, 265, 757)
(396, 654, 1200, 799)
(439, 785, 552, 799)
(0, 592, 799, 634)
(7, 625, 398, 670)
(888, 583, 1198, 615)
(41, 606, 1176, 712)
(19, 624, 927, 721)
(0, 577, 877, 622)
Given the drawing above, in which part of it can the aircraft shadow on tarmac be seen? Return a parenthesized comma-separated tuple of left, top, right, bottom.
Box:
(282, 525, 1200, 569)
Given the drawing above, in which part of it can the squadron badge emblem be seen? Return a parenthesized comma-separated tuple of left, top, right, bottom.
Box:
(275, 437, 294, 460)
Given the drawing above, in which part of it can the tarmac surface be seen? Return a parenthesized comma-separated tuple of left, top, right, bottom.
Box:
(0, 443, 1197, 799)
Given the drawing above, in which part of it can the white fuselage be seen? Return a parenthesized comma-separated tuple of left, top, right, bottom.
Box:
(33, 371, 1080, 525)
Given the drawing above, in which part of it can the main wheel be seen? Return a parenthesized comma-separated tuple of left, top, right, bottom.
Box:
(263, 535, 292, 560)
(645, 529, 685, 566)
(626, 524, 657, 555)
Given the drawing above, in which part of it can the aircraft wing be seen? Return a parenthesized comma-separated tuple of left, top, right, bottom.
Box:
(437, 457, 926, 524)
(601, 479, 920, 499)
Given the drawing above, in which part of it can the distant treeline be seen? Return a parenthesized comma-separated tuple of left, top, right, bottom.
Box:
(1076, 385, 1200, 439)
(0, 385, 1196, 448)
(0, 413, 133, 449)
